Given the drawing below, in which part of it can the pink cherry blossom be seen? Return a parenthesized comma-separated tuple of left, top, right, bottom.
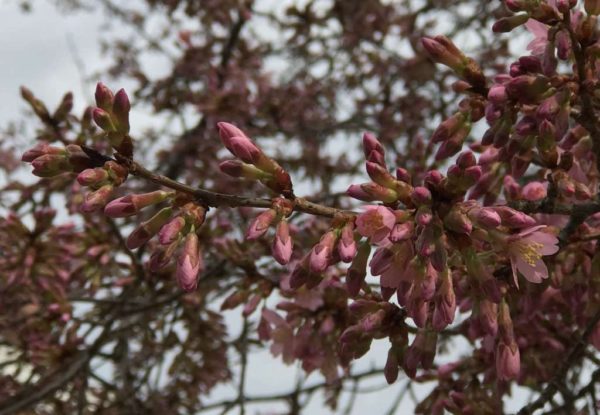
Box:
(507, 225, 559, 286)
(355, 205, 396, 243)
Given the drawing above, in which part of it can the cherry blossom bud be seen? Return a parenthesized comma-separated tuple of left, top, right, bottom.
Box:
(50, 92, 72, 122)
(347, 241, 371, 296)
(112, 88, 131, 134)
(346, 184, 374, 201)
(176, 232, 203, 292)
(396, 167, 411, 183)
(585, 0, 600, 15)
(359, 182, 399, 203)
(22, 143, 65, 163)
(432, 271, 456, 330)
(456, 151, 476, 168)
(158, 216, 186, 245)
(272, 220, 293, 265)
(493, 13, 529, 33)
(104, 190, 170, 218)
(95, 82, 114, 111)
(309, 231, 336, 273)
(431, 112, 464, 143)
(522, 181, 547, 201)
(290, 255, 311, 289)
(493, 206, 537, 228)
(411, 186, 432, 206)
(77, 168, 109, 187)
(496, 339, 520, 381)
(21, 86, 51, 121)
(488, 84, 508, 104)
(503, 175, 521, 200)
(384, 347, 400, 384)
(219, 160, 269, 180)
(246, 209, 277, 240)
(370, 246, 394, 276)
(81, 184, 114, 213)
(505, 74, 550, 104)
(415, 206, 433, 226)
(389, 222, 414, 242)
(227, 136, 263, 165)
(31, 154, 70, 177)
(444, 208, 472, 234)
(469, 206, 502, 228)
(126, 207, 173, 249)
(421, 36, 466, 73)
(338, 221, 357, 263)
(362, 132, 386, 165)
(92, 108, 116, 132)
(356, 206, 396, 243)
(365, 161, 396, 188)
(556, 31, 571, 60)
(218, 121, 248, 140)
(478, 300, 499, 337)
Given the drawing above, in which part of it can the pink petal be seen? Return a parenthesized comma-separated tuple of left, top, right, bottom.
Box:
(516, 256, 549, 283)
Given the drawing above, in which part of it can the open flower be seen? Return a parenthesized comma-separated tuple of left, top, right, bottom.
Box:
(355, 205, 396, 243)
(506, 225, 559, 286)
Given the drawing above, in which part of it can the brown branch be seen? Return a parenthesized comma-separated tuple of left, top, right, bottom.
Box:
(197, 368, 386, 412)
(128, 160, 349, 218)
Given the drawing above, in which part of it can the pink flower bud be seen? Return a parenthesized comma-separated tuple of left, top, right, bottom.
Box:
(411, 186, 432, 206)
(31, 154, 70, 177)
(384, 348, 400, 384)
(95, 82, 114, 111)
(92, 108, 115, 132)
(309, 231, 336, 273)
(369, 246, 394, 276)
(227, 136, 263, 164)
(347, 242, 371, 296)
(389, 222, 414, 242)
(217, 121, 249, 140)
(158, 216, 186, 245)
(506, 74, 550, 104)
(522, 181, 547, 201)
(396, 167, 411, 183)
(432, 272, 456, 331)
(355, 182, 399, 203)
(126, 207, 173, 249)
(487, 84, 507, 104)
(362, 132, 385, 164)
(81, 184, 114, 213)
(365, 161, 396, 188)
(338, 221, 357, 263)
(77, 168, 109, 187)
(272, 220, 293, 265)
(469, 206, 502, 228)
(493, 206, 537, 228)
(22, 143, 65, 162)
(496, 339, 520, 381)
(431, 112, 464, 143)
(346, 184, 374, 201)
(219, 160, 267, 180)
(421, 36, 466, 72)
(456, 151, 476, 168)
(586, 0, 600, 15)
(176, 232, 203, 292)
(104, 190, 169, 218)
(355, 206, 396, 243)
(415, 206, 433, 226)
(492, 13, 529, 33)
(444, 208, 472, 234)
(112, 88, 130, 134)
(246, 209, 277, 240)
(478, 300, 499, 337)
